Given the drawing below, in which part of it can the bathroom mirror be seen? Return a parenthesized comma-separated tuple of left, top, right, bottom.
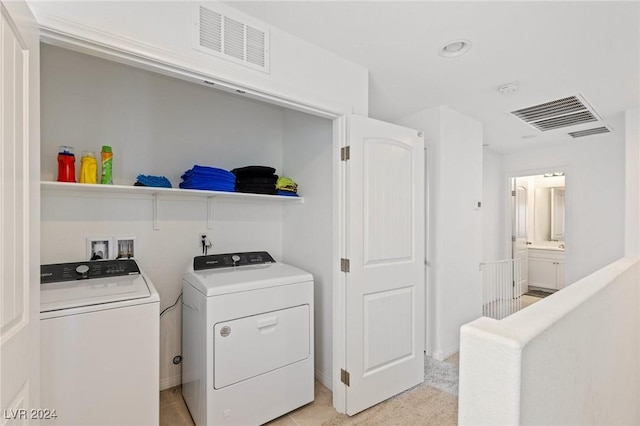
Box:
(533, 186, 565, 241)
(550, 187, 565, 240)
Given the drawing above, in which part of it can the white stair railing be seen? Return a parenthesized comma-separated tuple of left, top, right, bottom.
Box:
(480, 258, 522, 320)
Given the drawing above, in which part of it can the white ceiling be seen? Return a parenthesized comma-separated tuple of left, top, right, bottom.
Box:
(226, 1, 640, 153)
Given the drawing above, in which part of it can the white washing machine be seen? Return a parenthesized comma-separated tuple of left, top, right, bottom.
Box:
(40, 259, 160, 426)
(182, 251, 314, 426)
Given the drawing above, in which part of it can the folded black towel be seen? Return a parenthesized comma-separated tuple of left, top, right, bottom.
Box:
(236, 176, 278, 185)
(236, 187, 277, 195)
(232, 166, 276, 177)
(236, 182, 277, 188)
(236, 184, 276, 190)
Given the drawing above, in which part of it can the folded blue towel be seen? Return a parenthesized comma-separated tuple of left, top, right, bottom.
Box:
(184, 165, 235, 179)
(276, 190, 299, 197)
(136, 175, 172, 188)
(180, 165, 236, 192)
(180, 181, 235, 192)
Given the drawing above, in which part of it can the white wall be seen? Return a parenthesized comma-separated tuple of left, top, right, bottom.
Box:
(29, 1, 368, 116)
(501, 115, 626, 284)
(41, 44, 285, 185)
(281, 109, 334, 389)
(40, 44, 332, 389)
(459, 257, 640, 425)
(482, 149, 503, 262)
(626, 107, 640, 256)
(396, 106, 483, 360)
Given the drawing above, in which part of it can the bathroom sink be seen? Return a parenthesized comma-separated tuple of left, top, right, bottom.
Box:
(528, 244, 565, 251)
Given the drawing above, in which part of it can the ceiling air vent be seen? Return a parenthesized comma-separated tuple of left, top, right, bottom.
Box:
(568, 126, 612, 138)
(511, 94, 601, 132)
(195, 4, 270, 73)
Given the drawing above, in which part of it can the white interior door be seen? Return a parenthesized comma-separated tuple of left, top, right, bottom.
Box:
(1, 1, 40, 420)
(343, 114, 424, 415)
(512, 181, 528, 296)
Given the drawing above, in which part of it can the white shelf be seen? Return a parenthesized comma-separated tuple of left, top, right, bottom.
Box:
(41, 181, 303, 230)
(40, 181, 304, 203)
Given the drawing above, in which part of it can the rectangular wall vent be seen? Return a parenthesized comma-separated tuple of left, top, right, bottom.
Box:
(568, 126, 612, 138)
(511, 94, 602, 132)
(195, 4, 270, 73)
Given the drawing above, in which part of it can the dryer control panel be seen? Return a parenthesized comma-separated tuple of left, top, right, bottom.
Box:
(194, 251, 275, 270)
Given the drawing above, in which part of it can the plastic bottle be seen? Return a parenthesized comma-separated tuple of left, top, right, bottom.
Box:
(100, 145, 113, 185)
(79, 151, 98, 184)
(57, 146, 76, 183)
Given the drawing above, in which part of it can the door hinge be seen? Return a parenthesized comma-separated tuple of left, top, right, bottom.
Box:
(511, 190, 516, 196)
(511, 236, 516, 242)
(340, 258, 350, 273)
(341, 146, 350, 161)
(340, 369, 350, 386)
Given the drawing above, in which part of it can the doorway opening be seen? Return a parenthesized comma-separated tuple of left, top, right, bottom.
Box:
(511, 172, 567, 308)
(481, 170, 568, 320)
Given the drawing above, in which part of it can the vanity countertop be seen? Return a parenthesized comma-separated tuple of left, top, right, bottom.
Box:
(529, 244, 565, 251)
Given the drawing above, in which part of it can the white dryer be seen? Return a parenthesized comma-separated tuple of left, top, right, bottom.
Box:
(182, 251, 314, 426)
(40, 259, 160, 426)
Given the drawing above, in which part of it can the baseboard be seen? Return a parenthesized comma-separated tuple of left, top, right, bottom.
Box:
(443, 345, 460, 361)
(432, 345, 459, 362)
(315, 369, 332, 391)
(160, 374, 182, 391)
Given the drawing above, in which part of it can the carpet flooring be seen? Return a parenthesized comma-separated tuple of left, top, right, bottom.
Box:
(319, 356, 459, 425)
(424, 356, 459, 396)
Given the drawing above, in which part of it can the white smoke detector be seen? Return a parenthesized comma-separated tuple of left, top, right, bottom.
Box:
(499, 83, 519, 94)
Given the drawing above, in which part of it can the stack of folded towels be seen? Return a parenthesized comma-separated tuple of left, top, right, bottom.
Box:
(232, 166, 278, 195)
(179, 165, 236, 192)
(275, 176, 299, 197)
(134, 174, 172, 188)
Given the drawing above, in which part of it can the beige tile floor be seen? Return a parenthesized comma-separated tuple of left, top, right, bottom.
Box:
(160, 299, 547, 426)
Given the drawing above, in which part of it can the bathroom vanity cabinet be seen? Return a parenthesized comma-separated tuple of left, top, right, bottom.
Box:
(528, 248, 565, 290)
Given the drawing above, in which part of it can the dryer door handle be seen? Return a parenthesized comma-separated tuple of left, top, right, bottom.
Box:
(257, 316, 278, 330)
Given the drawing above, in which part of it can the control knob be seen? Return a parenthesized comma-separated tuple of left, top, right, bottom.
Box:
(76, 264, 90, 275)
(231, 254, 241, 266)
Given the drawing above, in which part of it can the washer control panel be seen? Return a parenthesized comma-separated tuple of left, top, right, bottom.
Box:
(41, 259, 141, 284)
(194, 251, 275, 271)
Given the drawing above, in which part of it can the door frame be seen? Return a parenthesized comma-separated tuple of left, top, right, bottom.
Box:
(503, 167, 572, 288)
